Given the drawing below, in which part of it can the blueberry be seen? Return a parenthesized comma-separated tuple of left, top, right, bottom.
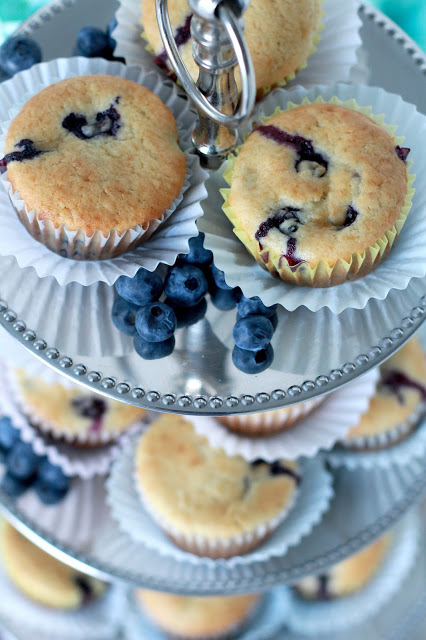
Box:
(33, 478, 68, 505)
(210, 263, 234, 291)
(177, 232, 213, 269)
(107, 17, 118, 50)
(111, 296, 139, 336)
(0, 416, 20, 451)
(210, 287, 239, 311)
(134, 334, 175, 360)
(1, 472, 31, 497)
(135, 302, 176, 342)
(237, 311, 278, 332)
(237, 295, 277, 319)
(164, 265, 208, 307)
(37, 459, 71, 493)
(7, 441, 39, 480)
(0, 447, 7, 464)
(115, 268, 164, 306)
(233, 315, 273, 351)
(165, 297, 207, 328)
(75, 26, 113, 58)
(0, 36, 42, 77)
(71, 397, 106, 419)
(232, 344, 274, 374)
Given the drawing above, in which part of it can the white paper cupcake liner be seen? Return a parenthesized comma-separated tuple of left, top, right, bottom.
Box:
(199, 82, 426, 314)
(0, 552, 126, 640)
(190, 369, 379, 460)
(124, 588, 289, 640)
(113, 0, 363, 87)
(0, 57, 208, 286)
(327, 410, 426, 470)
(107, 437, 333, 567)
(286, 509, 420, 635)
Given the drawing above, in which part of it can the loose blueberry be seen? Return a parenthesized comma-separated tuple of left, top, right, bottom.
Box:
(111, 296, 139, 336)
(71, 397, 106, 419)
(135, 302, 176, 342)
(1, 472, 31, 497)
(177, 232, 213, 269)
(210, 263, 233, 291)
(164, 265, 208, 307)
(165, 297, 207, 328)
(210, 287, 240, 311)
(237, 295, 277, 319)
(33, 478, 68, 505)
(6, 441, 39, 480)
(233, 315, 274, 351)
(0, 447, 7, 464)
(0, 36, 42, 77)
(0, 416, 20, 451)
(116, 268, 164, 306)
(107, 17, 118, 50)
(75, 26, 113, 58)
(134, 334, 175, 360)
(237, 311, 278, 332)
(37, 458, 71, 493)
(232, 344, 274, 375)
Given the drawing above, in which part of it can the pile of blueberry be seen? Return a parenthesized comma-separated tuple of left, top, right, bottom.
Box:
(0, 416, 71, 505)
(112, 232, 277, 374)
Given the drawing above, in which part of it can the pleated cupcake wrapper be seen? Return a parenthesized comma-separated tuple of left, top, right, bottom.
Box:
(286, 509, 420, 635)
(200, 82, 426, 313)
(114, 0, 363, 88)
(0, 551, 126, 640)
(107, 437, 334, 567)
(221, 98, 415, 289)
(190, 369, 378, 461)
(327, 409, 426, 471)
(216, 396, 324, 435)
(0, 57, 208, 286)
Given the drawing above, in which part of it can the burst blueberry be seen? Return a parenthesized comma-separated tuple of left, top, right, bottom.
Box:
(232, 344, 274, 375)
(0, 36, 42, 77)
(134, 334, 175, 360)
(164, 264, 208, 307)
(233, 315, 274, 351)
(177, 232, 213, 269)
(135, 302, 176, 342)
(75, 26, 113, 58)
(7, 441, 39, 480)
(37, 458, 71, 493)
(0, 416, 20, 451)
(237, 295, 277, 319)
(115, 268, 163, 306)
(112, 296, 139, 336)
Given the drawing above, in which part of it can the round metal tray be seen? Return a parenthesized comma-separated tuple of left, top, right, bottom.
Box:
(0, 1, 423, 415)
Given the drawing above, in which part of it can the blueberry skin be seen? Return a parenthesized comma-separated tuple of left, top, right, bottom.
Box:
(233, 316, 274, 351)
(111, 296, 139, 336)
(1, 472, 31, 497)
(33, 478, 68, 505)
(0, 416, 20, 451)
(232, 344, 274, 374)
(210, 263, 234, 291)
(75, 26, 113, 58)
(0, 36, 42, 77)
(177, 232, 213, 269)
(210, 287, 239, 311)
(164, 265, 208, 307)
(135, 302, 176, 342)
(37, 458, 71, 493)
(165, 297, 207, 328)
(237, 311, 278, 333)
(115, 268, 164, 306)
(134, 334, 175, 360)
(237, 295, 277, 319)
(7, 441, 39, 480)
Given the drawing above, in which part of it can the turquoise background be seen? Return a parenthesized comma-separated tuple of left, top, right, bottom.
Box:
(0, 0, 425, 49)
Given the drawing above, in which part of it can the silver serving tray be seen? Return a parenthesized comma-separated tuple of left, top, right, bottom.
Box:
(0, 2, 423, 415)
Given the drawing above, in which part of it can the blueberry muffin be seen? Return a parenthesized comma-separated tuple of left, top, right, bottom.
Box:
(295, 534, 391, 600)
(136, 590, 260, 639)
(135, 414, 300, 559)
(1, 75, 186, 259)
(10, 368, 146, 445)
(142, 0, 322, 97)
(1, 521, 106, 609)
(345, 338, 426, 447)
(224, 103, 411, 287)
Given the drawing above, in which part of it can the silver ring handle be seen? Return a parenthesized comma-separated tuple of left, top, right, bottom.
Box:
(155, 0, 256, 128)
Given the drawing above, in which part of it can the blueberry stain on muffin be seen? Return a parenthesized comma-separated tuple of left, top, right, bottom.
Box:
(62, 96, 121, 140)
(0, 138, 44, 172)
(250, 458, 302, 485)
(395, 146, 410, 163)
(380, 370, 426, 404)
(255, 207, 303, 241)
(71, 397, 107, 434)
(257, 124, 328, 175)
(154, 14, 192, 72)
(342, 205, 359, 228)
(74, 575, 95, 606)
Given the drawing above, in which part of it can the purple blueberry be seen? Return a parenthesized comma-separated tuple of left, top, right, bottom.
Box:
(115, 268, 164, 306)
(177, 232, 213, 269)
(165, 297, 207, 328)
(33, 478, 68, 505)
(71, 397, 106, 419)
(1, 472, 31, 497)
(112, 296, 139, 336)
(237, 295, 277, 319)
(6, 441, 39, 480)
(135, 302, 176, 342)
(210, 287, 240, 311)
(134, 334, 175, 360)
(75, 26, 113, 58)
(0, 36, 42, 77)
(164, 265, 208, 307)
(0, 416, 20, 451)
(233, 315, 273, 351)
(37, 458, 71, 493)
(232, 344, 274, 374)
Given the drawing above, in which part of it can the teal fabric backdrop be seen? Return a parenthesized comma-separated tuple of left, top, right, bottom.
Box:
(0, 0, 425, 49)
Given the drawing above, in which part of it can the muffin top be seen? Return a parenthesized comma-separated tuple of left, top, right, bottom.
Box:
(136, 590, 260, 637)
(142, 0, 322, 92)
(296, 534, 390, 600)
(135, 414, 300, 539)
(1, 521, 106, 609)
(228, 104, 408, 268)
(12, 368, 146, 440)
(346, 338, 426, 441)
(3, 75, 186, 235)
